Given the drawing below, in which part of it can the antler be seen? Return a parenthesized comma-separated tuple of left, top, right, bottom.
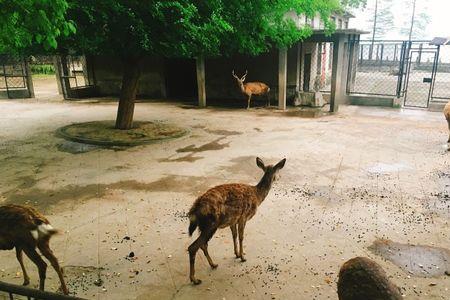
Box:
(241, 70, 248, 81)
(232, 70, 239, 80)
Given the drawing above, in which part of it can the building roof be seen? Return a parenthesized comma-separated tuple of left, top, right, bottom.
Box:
(429, 37, 450, 46)
(313, 29, 370, 35)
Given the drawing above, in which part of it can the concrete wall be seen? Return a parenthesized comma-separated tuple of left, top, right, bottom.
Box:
(91, 56, 165, 98)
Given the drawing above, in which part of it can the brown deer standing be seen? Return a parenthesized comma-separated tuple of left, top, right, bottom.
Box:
(445, 100, 450, 143)
(187, 157, 286, 284)
(232, 70, 270, 109)
(0, 205, 68, 294)
(337, 257, 402, 300)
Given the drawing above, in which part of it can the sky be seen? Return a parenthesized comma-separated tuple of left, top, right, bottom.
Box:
(349, 0, 450, 40)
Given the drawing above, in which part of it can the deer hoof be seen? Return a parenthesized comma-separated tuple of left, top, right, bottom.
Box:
(191, 278, 202, 285)
(211, 263, 218, 269)
(240, 257, 247, 262)
(22, 279, 30, 286)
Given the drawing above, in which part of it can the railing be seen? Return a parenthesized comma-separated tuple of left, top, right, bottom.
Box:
(0, 281, 86, 300)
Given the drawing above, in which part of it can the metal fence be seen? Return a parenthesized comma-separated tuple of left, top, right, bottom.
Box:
(0, 55, 29, 95)
(0, 281, 85, 300)
(347, 40, 450, 108)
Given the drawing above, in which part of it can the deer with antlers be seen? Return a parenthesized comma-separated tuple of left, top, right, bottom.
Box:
(232, 70, 270, 109)
(0, 205, 68, 294)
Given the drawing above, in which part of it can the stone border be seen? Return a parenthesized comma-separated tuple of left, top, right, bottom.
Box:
(56, 121, 189, 147)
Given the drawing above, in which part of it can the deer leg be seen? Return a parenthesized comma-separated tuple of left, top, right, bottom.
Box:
(238, 221, 246, 262)
(188, 228, 215, 285)
(16, 247, 30, 286)
(267, 93, 271, 107)
(38, 241, 69, 295)
(23, 247, 47, 291)
(230, 225, 239, 258)
(247, 94, 252, 109)
(200, 228, 218, 269)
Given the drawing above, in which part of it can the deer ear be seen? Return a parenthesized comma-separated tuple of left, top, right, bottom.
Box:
(275, 158, 286, 170)
(256, 157, 266, 170)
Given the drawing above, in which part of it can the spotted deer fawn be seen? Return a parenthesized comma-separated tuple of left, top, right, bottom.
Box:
(187, 157, 286, 284)
(0, 205, 68, 294)
(338, 257, 402, 300)
(232, 70, 270, 109)
(445, 101, 450, 143)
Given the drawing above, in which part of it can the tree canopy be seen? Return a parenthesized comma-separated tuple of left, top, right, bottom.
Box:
(62, 0, 352, 58)
(0, 0, 75, 54)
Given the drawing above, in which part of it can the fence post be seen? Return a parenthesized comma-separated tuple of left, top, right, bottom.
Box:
(24, 58, 35, 98)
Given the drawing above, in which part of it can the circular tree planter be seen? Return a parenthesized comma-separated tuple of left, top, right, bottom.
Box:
(57, 120, 188, 147)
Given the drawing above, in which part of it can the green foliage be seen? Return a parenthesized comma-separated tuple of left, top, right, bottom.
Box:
(0, 0, 75, 54)
(64, 0, 346, 58)
(30, 64, 55, 75)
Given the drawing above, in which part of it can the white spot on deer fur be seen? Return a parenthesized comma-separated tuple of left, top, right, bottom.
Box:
(30, 230, 38, 240)
(37, 223, 54, 235)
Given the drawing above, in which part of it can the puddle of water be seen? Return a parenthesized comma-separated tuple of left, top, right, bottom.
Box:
(369, 239, 450, 277)
(176, 137, 229, 153)
(366, 163, 412, 175)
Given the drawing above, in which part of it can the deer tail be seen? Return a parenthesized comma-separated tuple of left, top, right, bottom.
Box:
(188, 214, 198, 236)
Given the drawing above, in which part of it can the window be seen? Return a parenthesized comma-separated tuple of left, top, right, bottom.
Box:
(331, 16, 336, 25)
(338, 19, 343, 29)
(345, 21, 349, 29)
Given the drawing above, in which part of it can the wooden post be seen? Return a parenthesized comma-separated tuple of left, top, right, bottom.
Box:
(278, 48, 287, 110)
(196, 55, 206, 107)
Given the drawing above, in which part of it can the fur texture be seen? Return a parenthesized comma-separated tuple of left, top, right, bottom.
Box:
(337, 257, 402, 300)
(187, 157, 286, 284)
(0, 204, 68, 294)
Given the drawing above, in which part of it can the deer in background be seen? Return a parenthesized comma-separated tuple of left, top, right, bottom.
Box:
(187, 157, 286, 284)
(0, 205, 68, 295)
(445, 101, 450, 143)
(338, 257, 402, 300)
(232, 70, 270, 109)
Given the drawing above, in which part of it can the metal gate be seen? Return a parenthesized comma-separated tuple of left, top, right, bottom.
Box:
(403, 43, 439, 108)
(0, 55, 34, 99)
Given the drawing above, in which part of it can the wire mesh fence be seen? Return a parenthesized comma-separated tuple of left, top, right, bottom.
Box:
(0, 55, 27, 90)
(431, 46, 450, 102)
(347, 41, 406, 96)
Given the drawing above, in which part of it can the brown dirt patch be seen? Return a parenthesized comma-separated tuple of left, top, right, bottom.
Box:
(58, 121, 187, 146)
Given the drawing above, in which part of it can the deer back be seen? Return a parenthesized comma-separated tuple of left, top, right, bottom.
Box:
(444, 101, 450, 120)
(244, 82, 270, 95)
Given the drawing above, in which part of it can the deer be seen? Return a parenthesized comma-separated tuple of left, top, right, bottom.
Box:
(0, 204, 68, 295)
(337, 257, 402, 300)
(445, 100, 450, 143)
(187, 157, 286, 284)
(232, 70, 270, 109)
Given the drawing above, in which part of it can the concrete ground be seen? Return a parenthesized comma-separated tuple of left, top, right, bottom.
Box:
(0, 97, 449, 300)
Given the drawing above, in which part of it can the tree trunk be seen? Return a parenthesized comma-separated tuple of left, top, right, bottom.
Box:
(115, 57, 142, 130)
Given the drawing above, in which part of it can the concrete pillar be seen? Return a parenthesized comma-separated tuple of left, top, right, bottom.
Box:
(278, 48, 287, 110)
(24, 59, 35, 98)
(330, 35, 347, 112)
(296, 43, 302, 92)
(196, 55, 206, 107)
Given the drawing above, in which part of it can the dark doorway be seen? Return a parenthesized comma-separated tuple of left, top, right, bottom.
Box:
(303, 53, 311, 91)
(165, 58, 197, 100)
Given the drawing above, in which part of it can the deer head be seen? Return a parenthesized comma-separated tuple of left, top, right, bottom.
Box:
(232, 70, 248, 85)
(256, 157, 286, 183)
